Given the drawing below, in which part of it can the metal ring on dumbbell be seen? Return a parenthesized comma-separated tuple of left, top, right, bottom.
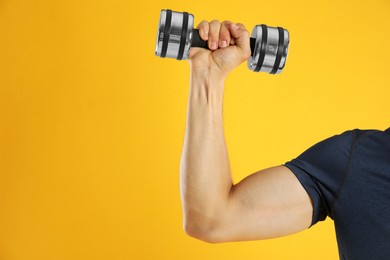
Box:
(155, 9, 290, 74)
(247, 25, 289, 74)
(156, 9, 195, 60)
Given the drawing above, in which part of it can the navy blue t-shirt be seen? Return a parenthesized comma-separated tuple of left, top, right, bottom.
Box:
(284, 128, 390, 260)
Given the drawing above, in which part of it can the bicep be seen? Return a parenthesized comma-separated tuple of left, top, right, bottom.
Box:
(217, 166, 313, 241)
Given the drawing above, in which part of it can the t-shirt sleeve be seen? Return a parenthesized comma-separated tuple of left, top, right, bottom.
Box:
(284, 130, 356, 226)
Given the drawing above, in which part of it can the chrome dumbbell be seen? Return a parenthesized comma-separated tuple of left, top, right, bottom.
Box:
(155, 9, 290, 74)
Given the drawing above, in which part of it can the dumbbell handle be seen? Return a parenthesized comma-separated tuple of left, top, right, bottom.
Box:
(191, 29, 256, 55)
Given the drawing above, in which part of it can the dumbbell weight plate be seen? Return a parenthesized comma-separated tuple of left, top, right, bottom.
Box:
(155, 9, 195, 60)
(248, 25, 289, 74)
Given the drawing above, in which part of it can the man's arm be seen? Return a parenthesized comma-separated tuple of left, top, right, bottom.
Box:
(180, 20, 313, 243)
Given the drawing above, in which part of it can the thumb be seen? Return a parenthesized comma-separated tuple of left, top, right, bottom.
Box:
(189, 45, 203, 59)
(229, 23, 251, 59)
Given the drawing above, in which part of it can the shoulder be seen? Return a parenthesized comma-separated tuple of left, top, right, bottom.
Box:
(289, 129, 356, 168)
(283, 129, 356, 223)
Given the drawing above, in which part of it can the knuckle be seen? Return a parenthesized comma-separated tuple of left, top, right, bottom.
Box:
(219, 27, 230, 36)
(244, 48, 251, 59)
(222, 20, 232, 26)
(199, 21, 210, 28)
(209, 20, 220, 40)
(197, 20, 208, 28)
(242, 46, 251, 59)
(197, 21, 210, 40)
(209, 32, 217, 40)
(210, 19, 221, 26)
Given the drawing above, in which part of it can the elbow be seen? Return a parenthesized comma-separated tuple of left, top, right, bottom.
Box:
(183, 215, 227, 243)
(184, 222, 222, 243)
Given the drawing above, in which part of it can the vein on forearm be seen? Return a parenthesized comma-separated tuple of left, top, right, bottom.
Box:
(180, 76, 233, 220)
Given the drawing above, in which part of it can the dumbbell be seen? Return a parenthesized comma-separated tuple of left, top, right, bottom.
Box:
(155, 9, 290, 74)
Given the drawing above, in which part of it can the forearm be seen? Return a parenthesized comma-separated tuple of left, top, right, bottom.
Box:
(180, 70, 233, 235)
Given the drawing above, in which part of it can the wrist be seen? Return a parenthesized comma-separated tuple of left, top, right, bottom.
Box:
(189, 53, 229, 80)
(190, 68, 226, 89)
(188, 69, 225, 111)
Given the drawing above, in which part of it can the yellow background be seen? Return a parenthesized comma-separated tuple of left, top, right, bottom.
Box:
(0, 0, 389, 259)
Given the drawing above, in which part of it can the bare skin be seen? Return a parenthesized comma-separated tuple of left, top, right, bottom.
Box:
(180, 20, 313, 243)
